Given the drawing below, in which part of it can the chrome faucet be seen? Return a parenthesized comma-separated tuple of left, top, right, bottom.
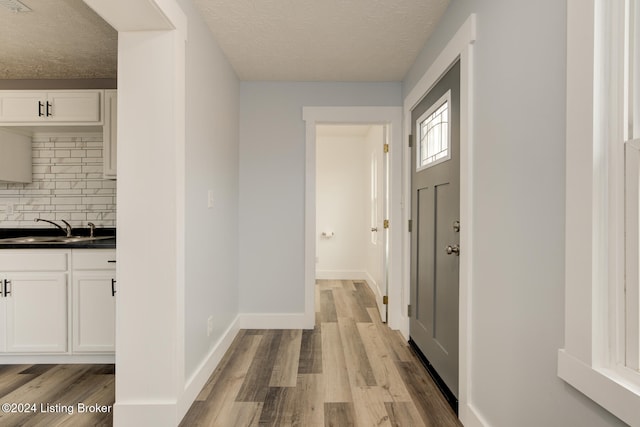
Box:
(88, 222, 95, 238)
(34, 218, 72, 237)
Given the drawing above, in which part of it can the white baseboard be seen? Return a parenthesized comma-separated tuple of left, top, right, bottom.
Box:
(0, 354, 115, 364)
(460, 403, 490, 427)
(114, 315, 242, 426)
(239, 313, 309, 330)
(178, 314, 241, 420)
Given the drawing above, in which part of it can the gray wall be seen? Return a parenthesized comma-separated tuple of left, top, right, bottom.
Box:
(238, 82, 401, 313)
(178, 0, 240, 380)
(403, 1, 627, 426)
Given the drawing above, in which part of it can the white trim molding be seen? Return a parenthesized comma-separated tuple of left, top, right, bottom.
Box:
(559, 1, 640, 426)
(302, 106, 403, 331)
(179, 315, 241, 418)
(402, 13, 477, 427)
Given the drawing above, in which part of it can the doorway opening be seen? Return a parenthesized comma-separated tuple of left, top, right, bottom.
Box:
(315, 124, 389, 321)
(302, 106, 403, 330)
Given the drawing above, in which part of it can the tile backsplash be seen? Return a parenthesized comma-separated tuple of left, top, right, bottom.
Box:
(0, 134, 116, 228)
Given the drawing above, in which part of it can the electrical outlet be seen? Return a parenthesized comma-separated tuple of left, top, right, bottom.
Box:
(207, 190, 214, 208)
(5, 203, 14, 215)
(207, 315, 214, 337)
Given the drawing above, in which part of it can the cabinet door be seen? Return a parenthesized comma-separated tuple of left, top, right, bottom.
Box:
(103, 90, 117, 178)
(0, 275, 6, 352)
(47, 91, 101, 123)
(72, 272, 115, 352)
(0, 92, 46, 122)
(5, 273, 68, 353)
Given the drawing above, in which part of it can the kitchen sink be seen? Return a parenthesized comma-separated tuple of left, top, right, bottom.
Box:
(0, 236, 113, 244)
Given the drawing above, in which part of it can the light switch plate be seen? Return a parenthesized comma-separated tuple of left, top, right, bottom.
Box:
(207, 190, 214, 208)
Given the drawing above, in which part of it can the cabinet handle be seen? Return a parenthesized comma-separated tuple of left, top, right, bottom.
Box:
(46, 101, 52, 117)
(111, 279, 116, 297)
(107, 260, 116, 263)
(4, 279, 11, 296)
(38, 101, 44, 117)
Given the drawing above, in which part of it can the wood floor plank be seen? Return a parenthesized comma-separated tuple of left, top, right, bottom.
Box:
(0, 365, 114, 427)
(236, 331, 282, 402)
(214, 402, 262, 427)
(354, 281, 378, 308)
(46, 373, 115, 427)
(298, 329, 323, 374)
(357, 322, 413, 402)
(180, 334, 262, 426)
(395, 361, 461, 427)
(341, 280, 357, 291)
(269, 329, 302, 387)
(332, 287, 353, 319)
(385, 401, 426, 427)
(0, 365, 38, 399)
(195, 330, 247, 401)
(292, 374, 324, 427)
(258, 387, 295, 426)
(337, 317, 376, 387)
(321, 322, 352, 403)
(179, 280, 461, 426)
(319, 290, 338, 323)
(324, 402, 356, 427)
(351, 386, 392, 427)
(334, 286, 371, 323)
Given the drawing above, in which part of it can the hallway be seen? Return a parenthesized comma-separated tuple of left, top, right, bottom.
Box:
(181, 280, 460, 426)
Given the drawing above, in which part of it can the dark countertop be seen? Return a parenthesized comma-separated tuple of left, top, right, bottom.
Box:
(0, 228, 116, 249)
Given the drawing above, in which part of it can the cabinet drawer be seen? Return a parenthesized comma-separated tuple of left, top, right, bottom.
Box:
(72, 250, 116, 270)
(0, 251, 68, 271)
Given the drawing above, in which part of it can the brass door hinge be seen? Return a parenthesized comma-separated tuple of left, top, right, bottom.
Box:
(408, 219, 412, 232)
(383, 219, 389, 229)
(383, 143, 389, 153)
(407, 304, 412, 317)
(408, 134, 413, 148)
(383, 295, 388, 305)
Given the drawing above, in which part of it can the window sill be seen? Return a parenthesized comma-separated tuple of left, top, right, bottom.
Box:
(558, 349, 640, 426)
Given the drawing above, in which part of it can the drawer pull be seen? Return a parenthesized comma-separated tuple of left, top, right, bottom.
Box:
(107, 260, 116, 263)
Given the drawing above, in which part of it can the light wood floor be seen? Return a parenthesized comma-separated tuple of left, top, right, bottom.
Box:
(0, 364, 114, 426)
(0, 280, 460, 426)
(181, 280, 460, 427)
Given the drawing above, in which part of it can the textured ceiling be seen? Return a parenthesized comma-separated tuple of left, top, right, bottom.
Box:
(192, 0, 450, 81)
(0, 0, 117, 79)
(1, 0, 449, 82)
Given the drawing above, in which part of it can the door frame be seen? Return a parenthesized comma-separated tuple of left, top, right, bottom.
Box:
(303, 107, 403, 330)
(403, 14, 478, 426)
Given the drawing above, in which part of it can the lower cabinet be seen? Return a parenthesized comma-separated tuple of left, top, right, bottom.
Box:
(72, 250, 116, 353)
(0, 249, 115, 356)
(2, 272, 68, 353)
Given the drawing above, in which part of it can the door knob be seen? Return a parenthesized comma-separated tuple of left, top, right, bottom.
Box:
(445, 244, 460, 256)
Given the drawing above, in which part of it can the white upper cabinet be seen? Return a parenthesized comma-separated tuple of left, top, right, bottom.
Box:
(0, 90, 102, 125)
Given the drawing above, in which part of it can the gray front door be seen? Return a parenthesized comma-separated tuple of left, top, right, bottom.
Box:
(410, 60, 460, 400)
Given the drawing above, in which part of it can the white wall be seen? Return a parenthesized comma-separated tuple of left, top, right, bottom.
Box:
(316, 134, 368, 275)
(238, 82, 401, 317)
(86, 0, 240, 424)
(403, 1, 627, 426)
(177, 0, 240, 384)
